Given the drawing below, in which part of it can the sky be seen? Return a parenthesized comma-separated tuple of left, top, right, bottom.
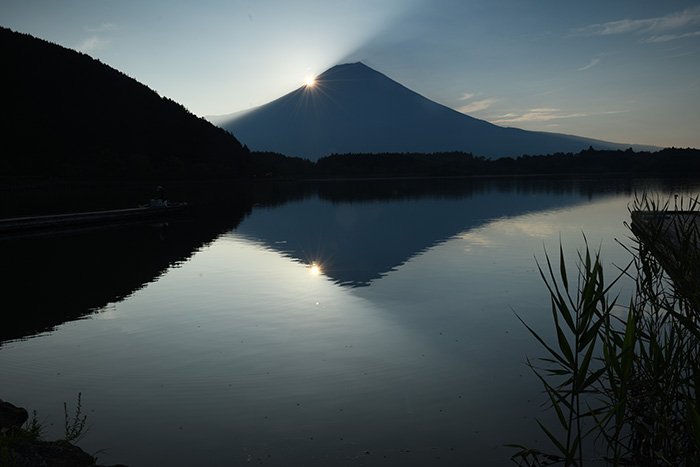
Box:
(2, 0, 699, 148)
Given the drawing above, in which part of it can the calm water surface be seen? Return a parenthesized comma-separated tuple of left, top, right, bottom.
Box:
(1, 178, 697, 466)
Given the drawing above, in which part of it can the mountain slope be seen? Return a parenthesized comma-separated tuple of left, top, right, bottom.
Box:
(1, 27, 250, 178)
(235, 181, 592, 287)
(212, 62, 640, 160)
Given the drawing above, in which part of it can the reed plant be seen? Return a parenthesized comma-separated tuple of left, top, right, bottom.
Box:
(511, 194, 700, 466)
(64, 392, 88, 443)
(0, 394, 92, 466)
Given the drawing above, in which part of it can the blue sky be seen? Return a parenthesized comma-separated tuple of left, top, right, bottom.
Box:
(2, 0, 699, 148)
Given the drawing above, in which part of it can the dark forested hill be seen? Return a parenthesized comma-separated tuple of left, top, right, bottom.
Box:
(0, 27, 250, 179)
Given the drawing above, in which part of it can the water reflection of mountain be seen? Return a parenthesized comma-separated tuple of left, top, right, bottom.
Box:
(0, 211, 246, 344)
(235, 178, 637, 287)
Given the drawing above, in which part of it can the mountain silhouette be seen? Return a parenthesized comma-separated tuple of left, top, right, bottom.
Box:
(234, 178, 620, 287)
(1, 27, 250, 179)
(211, 62, 643, 160)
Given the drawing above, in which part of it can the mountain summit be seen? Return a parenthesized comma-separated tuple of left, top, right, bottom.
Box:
(211, 62, 636, 160)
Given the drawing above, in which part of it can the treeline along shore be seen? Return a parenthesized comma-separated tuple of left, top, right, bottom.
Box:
(251, 146, 700, 180)
(3, 147, 700, 217)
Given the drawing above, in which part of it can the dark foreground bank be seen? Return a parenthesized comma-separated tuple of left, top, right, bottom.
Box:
(1, 399, 126, 467)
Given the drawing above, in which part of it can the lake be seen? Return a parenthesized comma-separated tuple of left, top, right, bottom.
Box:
(1, 177, 697, 466)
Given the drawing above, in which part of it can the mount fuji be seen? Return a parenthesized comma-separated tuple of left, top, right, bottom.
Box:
(210, 62, 639, 160)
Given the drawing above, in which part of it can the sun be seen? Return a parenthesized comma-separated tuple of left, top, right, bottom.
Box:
(304, 74, 316, 87)
(309, 261, 322, 275)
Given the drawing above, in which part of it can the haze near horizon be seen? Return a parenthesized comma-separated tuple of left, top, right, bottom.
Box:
(2, 0, 699, 149)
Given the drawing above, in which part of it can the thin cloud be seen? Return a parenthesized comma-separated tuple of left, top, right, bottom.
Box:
(77, 35, 108, 53)
(665, 48, 700, 59)
(458, 92, 475, 101)
(532, 90, 554, 97)
(646, 30, 700, 43)
(573, 6, 700, 37)
(577, 58, 600, 71)
(491, 108, 588, 124)
(457, 98, 497, 114)
(491, 107, 630, 125)
(85, 23, 120, 33)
